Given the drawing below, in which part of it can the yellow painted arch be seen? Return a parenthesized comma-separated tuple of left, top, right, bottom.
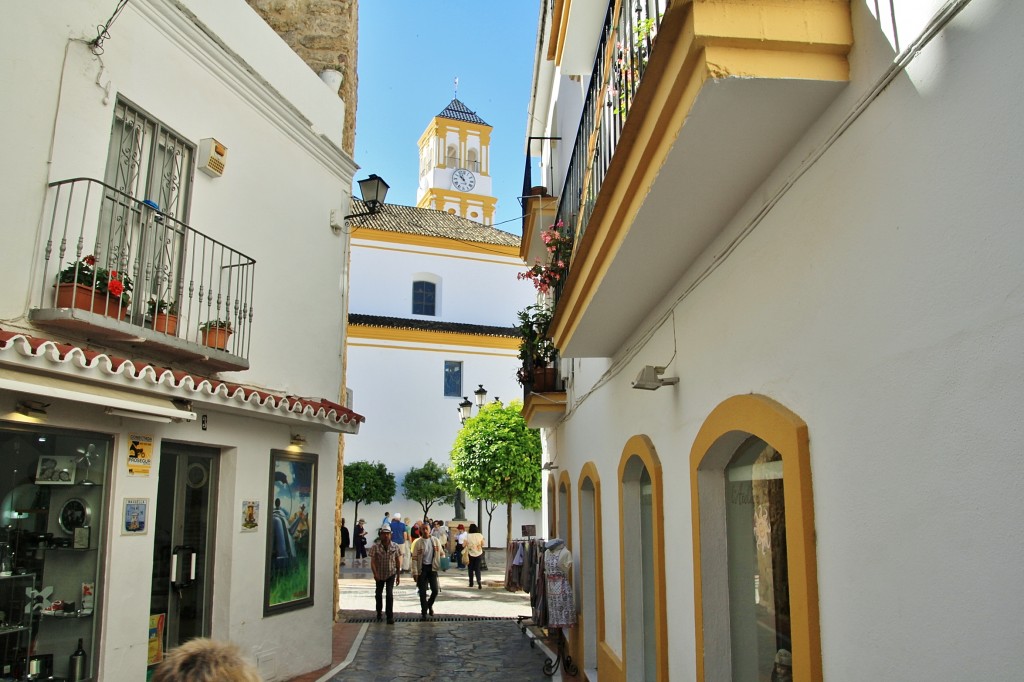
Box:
(689, 394, 820, 681)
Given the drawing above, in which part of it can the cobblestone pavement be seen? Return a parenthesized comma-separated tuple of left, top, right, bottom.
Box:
(323, 619, 557, 681)
(320, 549, 569, 681)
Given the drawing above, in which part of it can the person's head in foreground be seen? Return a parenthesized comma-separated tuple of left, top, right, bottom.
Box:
(152, 638, 260, 682)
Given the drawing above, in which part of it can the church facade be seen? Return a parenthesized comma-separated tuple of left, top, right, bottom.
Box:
(345, 99, 540, 540)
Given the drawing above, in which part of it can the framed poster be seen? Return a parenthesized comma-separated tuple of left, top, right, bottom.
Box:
(264, 449, 317, 615)
(122, 497, 149, 535)
(35, 455, 77, 484)
(241, 499, 260, 532)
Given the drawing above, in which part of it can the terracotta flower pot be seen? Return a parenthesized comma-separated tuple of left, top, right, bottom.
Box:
(532, 366, 558, 392)
(153, 312, 178, 335)
(55, 283, 126, 320)
(201, 327, 231, 350)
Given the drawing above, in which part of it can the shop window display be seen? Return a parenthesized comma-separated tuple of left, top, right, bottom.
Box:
(0, 426, 107, 680)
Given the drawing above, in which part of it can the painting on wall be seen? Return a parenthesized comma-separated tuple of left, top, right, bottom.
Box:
(264, 449, 317, 615)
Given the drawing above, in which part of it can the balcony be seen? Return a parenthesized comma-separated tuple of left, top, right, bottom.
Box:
(537, 0, 853, 358)
(29, 178, 255, 372)
(520, 355, 567, 429)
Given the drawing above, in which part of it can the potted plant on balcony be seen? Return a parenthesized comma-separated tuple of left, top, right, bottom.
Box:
(516, 304, 559, 391)
(55, 255, 133, 320)
(517, 221, 572, 295)
(199, 319, 233, 350)
(146, 297, 179, 335)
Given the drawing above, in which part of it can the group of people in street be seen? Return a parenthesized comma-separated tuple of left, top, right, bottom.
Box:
(341, 513, 487, 624)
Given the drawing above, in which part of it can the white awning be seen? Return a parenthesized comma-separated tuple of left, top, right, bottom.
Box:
(0, 368, 196, 422)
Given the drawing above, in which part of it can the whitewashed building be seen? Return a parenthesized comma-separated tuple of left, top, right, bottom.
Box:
(345, 100, 542, 542)
(0, 1, 361, 679)
(523, 1, 1024, 680)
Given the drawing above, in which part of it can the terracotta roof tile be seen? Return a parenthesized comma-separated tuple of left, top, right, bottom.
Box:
(0, 328, 364, 427)
(349, 201, 519, 247)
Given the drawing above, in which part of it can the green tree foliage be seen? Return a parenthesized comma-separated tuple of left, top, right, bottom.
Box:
(449, 400, 542, 547)
(343, 460, 395, 523)
(402, 458, 458, 521)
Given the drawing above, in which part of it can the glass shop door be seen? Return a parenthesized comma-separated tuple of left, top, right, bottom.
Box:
(148, 444, 218, 666)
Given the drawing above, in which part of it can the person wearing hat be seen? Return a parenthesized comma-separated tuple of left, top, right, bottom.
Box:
(389, 512, 410, 572)
(367, 525, 401, 624)
(771, 649, 792, 682)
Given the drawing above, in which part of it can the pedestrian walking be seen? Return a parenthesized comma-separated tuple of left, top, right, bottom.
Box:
(390, 513, 410, 572)
(465, 523, 486, 589)
(412, 528, 444, 619)
(368, 525, 401, 624)
(454, 523, 467, 568)
(339, 518, 350, 566)
(354, 519, 368, 566)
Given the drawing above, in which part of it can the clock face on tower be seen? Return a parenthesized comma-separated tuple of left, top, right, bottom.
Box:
(451, 168, 476, 192)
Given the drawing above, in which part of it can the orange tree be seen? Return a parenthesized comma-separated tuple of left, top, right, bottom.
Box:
(343, 460, 395, 524)
(449, 400, 542, 548)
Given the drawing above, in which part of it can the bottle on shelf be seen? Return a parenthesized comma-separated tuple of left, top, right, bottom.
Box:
(68, 637, 87, 681)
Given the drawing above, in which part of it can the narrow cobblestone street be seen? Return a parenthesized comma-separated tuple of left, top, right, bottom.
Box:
(288, 550, 576, 682)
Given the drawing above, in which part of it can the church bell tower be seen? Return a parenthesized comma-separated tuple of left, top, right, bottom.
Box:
(415, 98, 496, 225)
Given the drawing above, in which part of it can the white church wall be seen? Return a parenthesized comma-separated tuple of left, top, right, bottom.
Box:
(350, 238, 535, 327)
(346, 333, 540, 542)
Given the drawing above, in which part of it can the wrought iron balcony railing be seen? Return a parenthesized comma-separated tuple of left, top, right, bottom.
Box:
(32, 178, 255, 368)
(525, 0, 664, 302)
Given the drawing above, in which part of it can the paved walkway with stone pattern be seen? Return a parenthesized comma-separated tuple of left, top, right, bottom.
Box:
(287, 549, 577, 682)
(323, 618, 558, 681)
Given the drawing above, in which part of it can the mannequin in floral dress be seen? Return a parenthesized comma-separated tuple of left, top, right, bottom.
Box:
(544, 538, 576, 628)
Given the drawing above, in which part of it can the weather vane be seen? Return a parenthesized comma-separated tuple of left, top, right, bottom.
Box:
(454, 76, 459, 99)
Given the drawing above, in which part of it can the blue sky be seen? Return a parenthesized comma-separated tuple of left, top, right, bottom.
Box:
(355, 1, 540, 235)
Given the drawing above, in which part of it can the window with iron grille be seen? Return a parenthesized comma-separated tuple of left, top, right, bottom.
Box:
(100, 98, 194, 314)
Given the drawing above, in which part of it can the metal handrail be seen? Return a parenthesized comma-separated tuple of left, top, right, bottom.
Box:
(38, 177, 256, 358)
(525, 0, 664, 303)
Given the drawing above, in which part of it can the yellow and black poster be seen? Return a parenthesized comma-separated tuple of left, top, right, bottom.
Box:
(126, 433, 153, 477)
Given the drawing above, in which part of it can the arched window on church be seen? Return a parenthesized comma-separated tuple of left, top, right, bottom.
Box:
(412, 277, 438, 316)
(446, 144, 458, 168)
(466, 148, 479, 172)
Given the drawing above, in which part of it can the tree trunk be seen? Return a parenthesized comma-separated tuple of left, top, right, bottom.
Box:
(506, 500, 513, 550)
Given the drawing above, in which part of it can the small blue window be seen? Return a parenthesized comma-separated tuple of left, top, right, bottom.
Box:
(444, 361, 462, 397)
(413, 280, 436, 316)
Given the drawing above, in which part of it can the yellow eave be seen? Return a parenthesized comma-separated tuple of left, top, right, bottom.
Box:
(348, 324, 520, 351)
(352, 226, 519, 259)
(522, 391, 567, 428)
(550, 0, 852, 352)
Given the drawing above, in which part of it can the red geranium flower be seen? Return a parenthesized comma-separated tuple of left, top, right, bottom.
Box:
(107, 279, 124, 297)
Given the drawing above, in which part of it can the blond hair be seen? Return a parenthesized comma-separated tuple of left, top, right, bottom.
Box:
(152, 638, 261, 682)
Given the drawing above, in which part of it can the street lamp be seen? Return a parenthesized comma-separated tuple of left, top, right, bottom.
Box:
(346, 174, 390, 221)
(457, 384, 489, 559)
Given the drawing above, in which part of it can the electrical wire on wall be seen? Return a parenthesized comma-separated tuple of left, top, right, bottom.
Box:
(89, 0, 130, 55)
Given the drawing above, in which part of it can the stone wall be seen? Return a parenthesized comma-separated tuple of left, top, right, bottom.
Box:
(246, 0, 358, 155)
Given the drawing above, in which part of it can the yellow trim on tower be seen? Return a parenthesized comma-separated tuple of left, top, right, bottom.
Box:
(549, 0, 852, 351)
(688, 394, 820, 682)
(347, 324, 520, 351)
(616, 435, 668, 681)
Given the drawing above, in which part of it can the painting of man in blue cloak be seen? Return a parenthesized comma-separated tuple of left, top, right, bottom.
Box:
(266, 451, 317, 611)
